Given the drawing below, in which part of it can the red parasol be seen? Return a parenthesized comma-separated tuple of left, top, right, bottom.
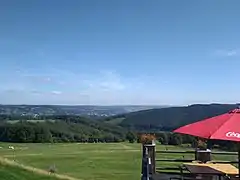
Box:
(173, 108, 240, 178)
(173, 109, 240, 142)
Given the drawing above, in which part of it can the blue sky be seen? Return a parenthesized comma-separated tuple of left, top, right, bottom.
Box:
(0, 0, 240, 105)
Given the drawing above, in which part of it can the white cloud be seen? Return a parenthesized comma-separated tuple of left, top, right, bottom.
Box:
(84, 70, 126, 91)
(0, 68, 174, 105)
(30, 90, 42, 95)
(51, 91, 62, 95)
(22, 74, 53, 83)
(214, 49, 239, 57)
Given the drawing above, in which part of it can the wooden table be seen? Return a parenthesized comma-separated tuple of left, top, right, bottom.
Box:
(182, 163, 239, 180)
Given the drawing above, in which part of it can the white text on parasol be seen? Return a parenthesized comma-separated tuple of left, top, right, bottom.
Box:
(226, 132, 240, 138)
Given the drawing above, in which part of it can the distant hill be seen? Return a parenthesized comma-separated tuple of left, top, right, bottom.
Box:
(104, 104, 239, 131)
(0, 105, 167, 117)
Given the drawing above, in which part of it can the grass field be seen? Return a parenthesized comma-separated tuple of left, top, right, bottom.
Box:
(0, 163, 59, 180)
(0, 143, 238, 180)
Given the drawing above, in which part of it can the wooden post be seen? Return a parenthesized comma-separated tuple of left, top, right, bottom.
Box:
(143, 140, 156, 174)
(195, 148, 197, 160)
(141, 145, 147, 175)
(141, 146, 150, 180)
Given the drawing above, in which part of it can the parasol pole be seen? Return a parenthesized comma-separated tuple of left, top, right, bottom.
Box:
(236, 107, 240, 179)
(238, 144, 240, 179)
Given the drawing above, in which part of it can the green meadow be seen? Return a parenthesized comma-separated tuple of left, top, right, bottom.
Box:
(0, 164, 59, 180)
(0, 143, 237, 180)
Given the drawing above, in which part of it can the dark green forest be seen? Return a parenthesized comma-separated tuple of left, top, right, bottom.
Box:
(0, 118, 236, 151)
(0, 115, 128, 143)
(0, 104, 239, 151)
(104, 104, 239, 131)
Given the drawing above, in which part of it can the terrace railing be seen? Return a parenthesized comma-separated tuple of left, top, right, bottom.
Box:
(141, 143, 238, 179)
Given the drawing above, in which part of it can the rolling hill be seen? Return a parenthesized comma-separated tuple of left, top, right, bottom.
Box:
(104, 104, 240, 131)
(0, 105, 166, 117)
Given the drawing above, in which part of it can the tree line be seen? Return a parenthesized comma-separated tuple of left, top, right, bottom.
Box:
(0, 115, 237, 151)
(0, 115, 129, 143)
(125, 131, 238, 151)
(155, 132, 238, 151)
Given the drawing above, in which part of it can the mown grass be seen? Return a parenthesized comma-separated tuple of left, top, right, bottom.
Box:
(0, 143, 142, 180)
(0, 143, 237, 180)
(0, 163, 58, 180)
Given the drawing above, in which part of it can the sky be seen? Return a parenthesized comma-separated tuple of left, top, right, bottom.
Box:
(0, 0, 240, 105)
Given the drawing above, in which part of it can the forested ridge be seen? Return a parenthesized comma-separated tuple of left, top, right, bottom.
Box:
(0, 115, 128, 143)
(0, 104, 239, 151)
(104, 104, 240, 131)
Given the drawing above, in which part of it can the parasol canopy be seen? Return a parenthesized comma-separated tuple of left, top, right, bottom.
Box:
(173, 108, 240, 142)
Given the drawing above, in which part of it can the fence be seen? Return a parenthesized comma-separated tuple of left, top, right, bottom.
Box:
(141, 143, 239, 179)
